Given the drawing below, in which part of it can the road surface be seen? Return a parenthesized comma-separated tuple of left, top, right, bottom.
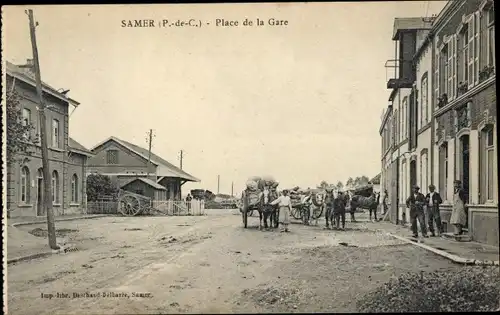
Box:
(8, 209, 463, 314)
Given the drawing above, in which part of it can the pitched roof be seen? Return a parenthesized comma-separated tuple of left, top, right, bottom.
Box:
(91, 136, 200, 182)
(5, 60, 79, 106)
(68, 137, 93, 157)
(121, 177, 166, 190)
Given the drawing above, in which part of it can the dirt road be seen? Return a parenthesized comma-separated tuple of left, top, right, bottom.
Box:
(8, 210, 464, 314)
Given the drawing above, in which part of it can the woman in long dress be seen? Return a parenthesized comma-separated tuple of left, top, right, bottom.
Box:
(270, 189, 292, 232)
(450, 180, 467, 236)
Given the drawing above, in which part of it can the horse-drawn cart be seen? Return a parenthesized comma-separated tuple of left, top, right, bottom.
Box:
(240, 189, 261, 228)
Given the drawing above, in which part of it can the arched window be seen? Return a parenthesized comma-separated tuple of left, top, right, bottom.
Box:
(71, 174, 79, 203)
(20, 166, 31, 203)
(52, 170, 60, 204)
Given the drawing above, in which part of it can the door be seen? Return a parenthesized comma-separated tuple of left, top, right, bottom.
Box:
(410, 160, 417, 189)
(460, 135, 470, 228)
(37, 177, 44, 216)
(390, 158, 400, 224)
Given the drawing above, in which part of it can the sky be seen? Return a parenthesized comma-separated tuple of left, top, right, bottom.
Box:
(2, 2, 446, 195)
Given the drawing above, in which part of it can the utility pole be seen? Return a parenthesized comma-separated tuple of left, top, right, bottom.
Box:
(231, 181, 234, 197)
(179, 150, 183, 170)
(146, 129, 154, 181)
(217, 175, 220, 194)
(27, 9, 59, 250)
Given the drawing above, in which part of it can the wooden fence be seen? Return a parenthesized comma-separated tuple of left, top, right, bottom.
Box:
(86, 199, 205, 216)
(86, 201, 119, 215)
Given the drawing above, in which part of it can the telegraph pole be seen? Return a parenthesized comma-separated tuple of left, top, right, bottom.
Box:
(179, 150, 183, 170)
(146, 129, 154, 181)
(217, 175, 220, 194)
(27, 9, 59, 249)
(231, 181, 234, 197)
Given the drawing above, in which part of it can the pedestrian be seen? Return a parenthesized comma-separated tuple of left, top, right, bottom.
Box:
(425, 184, 443, 236)
(270, 189, 293, 232)
(323, 188, 335, 229)
(301, 190, 312, 225)
(450, 180, 467, 236)
(186, 193, 193, 213)
(333, 191, 347, 230)
(406, 185, 428, 238)
(382, 189, 389, 215)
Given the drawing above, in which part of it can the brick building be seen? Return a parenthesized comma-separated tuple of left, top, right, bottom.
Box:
(380, 0, 497, 246)
(6, 61, 93, 218)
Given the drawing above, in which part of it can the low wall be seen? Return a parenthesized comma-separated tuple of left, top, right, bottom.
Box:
(469, 205, 499, 247)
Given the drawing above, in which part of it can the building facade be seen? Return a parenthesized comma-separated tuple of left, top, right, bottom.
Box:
(6, 61, 93, 218)
(87, 136, 200, 200)
(381, 0, 497, 246)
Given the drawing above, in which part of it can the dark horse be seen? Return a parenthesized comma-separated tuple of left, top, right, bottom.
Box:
(350, 192, 379, 221)
(261, 187, 279, 229)
(323, 189, 335, 229)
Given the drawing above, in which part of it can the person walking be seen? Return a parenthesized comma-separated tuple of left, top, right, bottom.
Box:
(450, 180, 467, 236)
(406, 185, 428, 238)
(270, 189, 293, 232)
(425, 184, 443, 236)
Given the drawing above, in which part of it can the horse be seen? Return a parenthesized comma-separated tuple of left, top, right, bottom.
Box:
(350, 192, 379, 222)
(323, 189, 335, 229)
(308, 192, 324, 226)
(263, 187, 279, 229)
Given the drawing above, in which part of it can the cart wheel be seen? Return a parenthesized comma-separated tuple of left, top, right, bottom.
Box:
(291, 206, 302, 220)
(311, 205, 324, 219)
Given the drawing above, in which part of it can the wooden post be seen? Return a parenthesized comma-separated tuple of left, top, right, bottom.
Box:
(27, 9, 59, 249)
(146, 129, 153, 181)
(180, 150, 183, 170)
(217, 175, 220, 194)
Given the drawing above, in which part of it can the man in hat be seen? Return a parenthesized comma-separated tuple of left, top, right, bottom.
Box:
(406, 185, 428, 238)
(333, 190, 347, 230)
(425, 184, 443, 236)
(450, 180, 467, 236)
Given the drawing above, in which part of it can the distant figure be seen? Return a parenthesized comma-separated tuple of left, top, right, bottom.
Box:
(333, 191, 347, 230)
(450, 180, 467, 236)
(186, 194, 193, 212)
(425, 184, 443, 237)
(382, 189, 388, 215)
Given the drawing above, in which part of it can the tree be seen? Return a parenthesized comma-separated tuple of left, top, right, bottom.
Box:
(86, 174, 118, 201)
(336, 181, 344, 191)
(346, 177, 354, 187)
(360, 176, 370, 185)
(318, 181, 329, 189)
(6, 89, 34, 165)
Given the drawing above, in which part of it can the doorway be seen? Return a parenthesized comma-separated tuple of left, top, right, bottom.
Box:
(390, 159, 399, 224)
(410, 160, 417, 190)
(460, 135, 470, 228)
(36, 168, 44, 216)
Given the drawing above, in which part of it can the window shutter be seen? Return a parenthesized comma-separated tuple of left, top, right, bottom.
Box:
(474, 11, 480, 84)
(468, 16, 475, 87)
(452, 35, 457, 99)
(447, 41, 453, 97)
(435, 48, 440, 103)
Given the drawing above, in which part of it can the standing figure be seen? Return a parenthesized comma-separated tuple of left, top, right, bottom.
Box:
(333, 191, 347, 230)
(450, 180, 467, 236)
(348, 191, 357, 222)
(382, 189, 388, 215)
(406, 185, 428, 238)
(186, 193, 193, 213)
(301, 190, 312, 225)
(270, 189, 293, 232)
(425, 184, 443, 236)
(323, 189, 335, 229)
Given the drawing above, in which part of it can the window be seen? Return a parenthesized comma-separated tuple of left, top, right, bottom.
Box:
(434, 47, 440, 106)
(52, 119, 60, 148)
(420, 151, 428, 192)
(20, 166, 30, 203)
(462, 26, 469, 84)
(52, 170, 60, 204)
(439, 143, 448, 200)
(71, 174, 78, 203)
(106, 150, 119, 164)
(392, 110, 398, 146)
(487, 7, 496, 69)
(440, 43, 449, 96)
(421, 74, 428, 126)
(480, 126, 495, 202)
(22, 108, 31, 140)
(465, 13, 480, 88)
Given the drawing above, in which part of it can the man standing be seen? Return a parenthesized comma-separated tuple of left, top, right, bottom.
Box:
(333, 191, 347, 230)
(186, 193, 193, 213)
(300, 190, 312, 225)
(406, 185, 428, 238)
(382, 189, 389, 215)
(450, 180, 467, 236)
(425, 184, 443, 236)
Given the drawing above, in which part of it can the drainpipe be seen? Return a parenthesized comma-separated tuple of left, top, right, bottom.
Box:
(429, 33, 435, 188)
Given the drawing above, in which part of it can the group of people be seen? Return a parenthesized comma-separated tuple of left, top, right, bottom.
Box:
(268, 188, 355, 232)
(405, 180, 467, 239)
